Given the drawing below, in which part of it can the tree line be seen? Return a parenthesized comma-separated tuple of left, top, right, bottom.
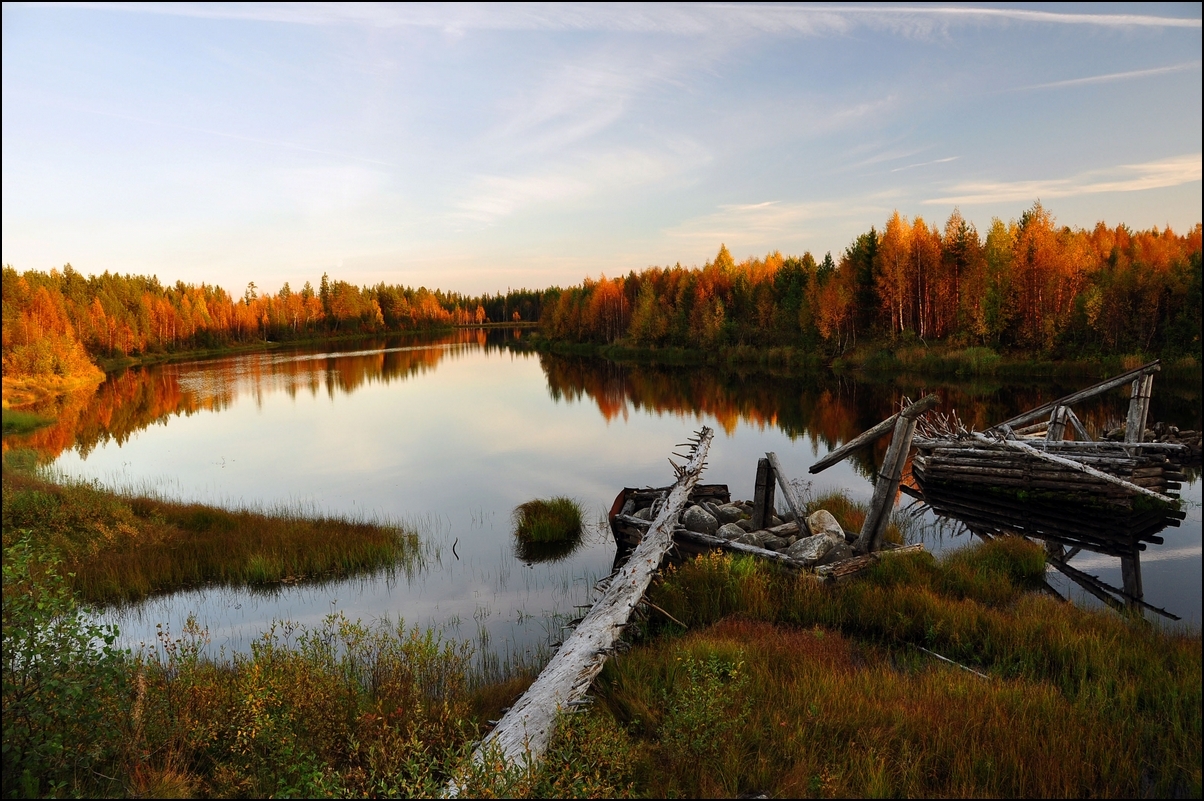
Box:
(1, 266, 548, 379)
(541, 203, 1201, 358)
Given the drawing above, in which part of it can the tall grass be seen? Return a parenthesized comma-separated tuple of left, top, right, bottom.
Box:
(582, 540, 1200, 797)
(1, 408, 53, 436)
(1, 470, 422, 604)
(512, 497, 584, 563)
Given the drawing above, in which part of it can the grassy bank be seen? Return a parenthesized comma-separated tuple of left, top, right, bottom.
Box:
(1, 468, 422, 604)
(510, 334, 1202, 383)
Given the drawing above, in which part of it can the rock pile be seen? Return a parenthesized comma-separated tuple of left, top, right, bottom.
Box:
(676, 500, 857, 568)
(1104, 421, 1202, 464)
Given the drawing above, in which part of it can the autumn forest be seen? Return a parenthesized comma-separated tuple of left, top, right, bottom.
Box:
(3, 203, 1200, 385)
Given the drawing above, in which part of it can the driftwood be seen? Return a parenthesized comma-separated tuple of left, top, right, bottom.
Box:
(814, 543, 925, 580)
(447, 427, 714, 795)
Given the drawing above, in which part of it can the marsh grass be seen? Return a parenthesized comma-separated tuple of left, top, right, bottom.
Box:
(1, 470, 422, 604)
(570, 540, 1200, 797)
(513, 497, 584, 563)
(803, 487, 908, 545)
(1, 408, 53, 436)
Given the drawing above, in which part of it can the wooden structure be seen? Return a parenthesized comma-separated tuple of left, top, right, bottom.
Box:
(446, 427, 716, 795)
(913, 361, 1186, 508)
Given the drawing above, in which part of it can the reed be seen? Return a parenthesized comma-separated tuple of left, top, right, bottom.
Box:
(1, 470, 422, 604)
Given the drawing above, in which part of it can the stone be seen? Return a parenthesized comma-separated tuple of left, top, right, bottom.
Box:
(807, 509, 844, 540)
(633, 506, 652, 521)
(735, 532, 762, 546)
(768, 514, 784, 527)
(784, 533, 843, 565)
(815, 539, 853, 566)
(735, 518, 755, 532)
(714, 504, 746, 524)
(681, 505, 718, 535)
(761, 535, 789, 551)
(716, 522, 745, 540)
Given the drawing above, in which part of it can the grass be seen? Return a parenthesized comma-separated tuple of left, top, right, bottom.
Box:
(1, 468, 423, 604)
(571, 540, 1200, 798)
(1, 408, 53, 436)
(802, 487, 907, 545)
(513, 497, 585, 563)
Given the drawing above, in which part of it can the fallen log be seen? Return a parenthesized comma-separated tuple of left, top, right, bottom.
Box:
(814, 543, 926, 580)
(446, 427, 715, 796)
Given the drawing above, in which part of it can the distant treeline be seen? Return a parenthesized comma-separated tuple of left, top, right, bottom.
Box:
(1, 266, 547, 378)
(542, 203, 1202, 358)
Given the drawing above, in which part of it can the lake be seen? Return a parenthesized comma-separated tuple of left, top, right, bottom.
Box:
(14, 329, 1201, 668)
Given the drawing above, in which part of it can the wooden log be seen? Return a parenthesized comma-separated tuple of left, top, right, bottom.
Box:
(855, 414, 917, 554)
(671, 527, 812, 569)
(1047, 405, 1069, 442)
(814, 543, 925, 580)
(1125, 372, 1154, 444)
(1066, 408, 1092, 442)
(447, 428, 715, 795)
(809, 394, 939, 474)
(988, 360, 1160, 433)
(969, 433, 1175, 504)
(1014, 420, 1049, 436)
(766, 451, 809, 536)
(751, 457, 775, 530)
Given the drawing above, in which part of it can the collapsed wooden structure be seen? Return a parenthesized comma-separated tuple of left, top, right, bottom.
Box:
(912, 360, 1188, 508)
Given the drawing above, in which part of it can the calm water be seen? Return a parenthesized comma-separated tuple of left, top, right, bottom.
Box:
(15, 330, 1201, 665)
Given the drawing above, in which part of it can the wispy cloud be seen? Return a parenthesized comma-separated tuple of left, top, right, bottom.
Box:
(924, 154, 1202, 206)
(62, 3, 1204, 36)
(663, 199, 881, 250)
(1018, 61, 1201, 91)
(891, 156, 959, 173)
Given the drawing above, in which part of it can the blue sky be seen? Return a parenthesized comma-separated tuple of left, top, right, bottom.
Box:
(2, 3, 1200, 294)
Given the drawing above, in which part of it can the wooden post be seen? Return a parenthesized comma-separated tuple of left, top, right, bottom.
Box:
(1125, 373, 1154, 443)
(809, 394, 939, 474)
(1120, 550, 1143, 607)
(1065, 408, 1092, 442)
(1047, 405, 1069, 442)
(854, 414, 917, 554)
(766, 451, 809, 535)
(447, 428, 714, 796)
(751, 457, 776, 530)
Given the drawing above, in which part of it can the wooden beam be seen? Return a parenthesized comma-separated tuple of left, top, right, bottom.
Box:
(1065, 408, 1092, 442)
(855, 414, 917, 553)
(1125, 372, 1154, 444)
(447, 427, 715, 795)
(989, 360, 1160, 433)
(766, 451, 810, 536)
(809, 394, 939, 474)
(1047, 405, 1069, 442)
(751, 457, 775, 530)
(969, 433, 1175, 504)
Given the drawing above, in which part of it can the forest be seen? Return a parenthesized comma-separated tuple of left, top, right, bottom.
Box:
(3, 203, 1200, 385)
(542, 203, 1201, 359)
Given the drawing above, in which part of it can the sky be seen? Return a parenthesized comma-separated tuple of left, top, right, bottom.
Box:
(2, 3, 1201, 295)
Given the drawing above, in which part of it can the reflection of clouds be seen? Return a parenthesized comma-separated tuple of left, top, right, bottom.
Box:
(1067, 544, 1203, 571)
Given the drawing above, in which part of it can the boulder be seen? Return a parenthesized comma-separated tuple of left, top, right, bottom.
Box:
(681, 505, 718, 535)
(735, 518, 755, 532)
(784, 533, 843, 565)
(768, 514, 784, 528)
(807, 509, 844, 540)
(735, 532, 761, 546)
(633, 506, 653, 521)
(815, 539, 853, 566)
(716, 522, 746, 540)
(761, 535, 789, 551)
(714, 504, 746, 524)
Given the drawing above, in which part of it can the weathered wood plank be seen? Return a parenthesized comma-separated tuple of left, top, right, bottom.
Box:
(447, 427, 715, 796)
(989, 360, 1160, 433)
(814, 543, 925, 580)
(751, 457, 775, 530)
(1125, 372, 1155, 444)
(809, 394, 939, 474)
(766, 451, 809, 536)
(969, 433, 1174, 504)
(855, 414, 917, 554)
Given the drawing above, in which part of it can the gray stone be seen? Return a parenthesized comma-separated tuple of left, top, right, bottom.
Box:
(702, 501, 722, 519)
(807, 509, 844, 540)
(784, 533, 843, 565)
(716, 522, 745, 540)
(633, 506, 653, 521)
(714, 504, 746, 524)
(768, 514, 784, 527)
(761, 535, 789, 551)
(681, 505, 718, 535)
(735, 518, 755, 532)
(735, 532, 760, 546)
(815, 539, 853, 566)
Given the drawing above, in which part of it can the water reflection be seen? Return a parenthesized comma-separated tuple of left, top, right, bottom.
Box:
(5, 332, 1198, 660)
